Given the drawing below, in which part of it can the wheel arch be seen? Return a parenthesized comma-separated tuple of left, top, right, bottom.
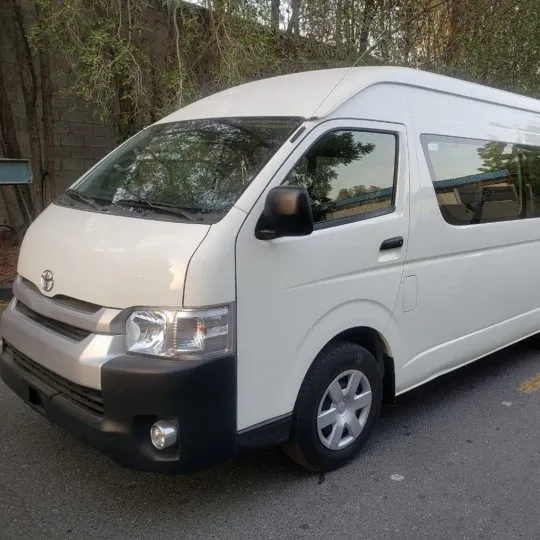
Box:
(291, 314, 397, 416)
(288, 301, 399, 412)
(327, 326, 396, 405)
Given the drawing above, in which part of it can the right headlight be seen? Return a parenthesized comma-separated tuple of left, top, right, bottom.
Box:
(125, 305, 233, 360)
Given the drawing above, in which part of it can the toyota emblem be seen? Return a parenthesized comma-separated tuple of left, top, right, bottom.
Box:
(41, 270, 54, 292)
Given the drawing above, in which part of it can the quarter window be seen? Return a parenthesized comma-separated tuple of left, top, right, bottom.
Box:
(422, 135, 540, 225)
(283, 130, 397, 225)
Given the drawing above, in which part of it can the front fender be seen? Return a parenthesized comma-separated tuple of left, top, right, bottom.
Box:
(284, 300, 402, 413)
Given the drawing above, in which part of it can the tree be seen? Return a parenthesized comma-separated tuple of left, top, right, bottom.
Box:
(35, 1, 55, 204)
(477, 141, 518, 173)
(271, 0, 280, 29)
(7, 0, 44, 214)
(5, 0, 540, 240)
(0, 2, 35, 240)
(0, 56, 31, 243)
(287, 0, 300, 35)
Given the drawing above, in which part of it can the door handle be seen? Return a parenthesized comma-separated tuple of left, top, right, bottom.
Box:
(380, 236, 404, 251)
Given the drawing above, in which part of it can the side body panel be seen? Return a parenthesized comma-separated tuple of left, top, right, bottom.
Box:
(183, 207, 247, 308)
(394, 87, 540, 393)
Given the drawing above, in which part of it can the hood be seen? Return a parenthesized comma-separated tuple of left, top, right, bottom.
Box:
(17, 204, 210, 309)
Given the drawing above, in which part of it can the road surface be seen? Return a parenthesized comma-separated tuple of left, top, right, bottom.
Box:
(0, 338, 539, 539)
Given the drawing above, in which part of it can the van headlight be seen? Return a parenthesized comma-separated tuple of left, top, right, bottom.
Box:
(125, 306, 233, 359)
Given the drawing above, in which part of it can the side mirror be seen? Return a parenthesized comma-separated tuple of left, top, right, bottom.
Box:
(255, 186, 314, 240)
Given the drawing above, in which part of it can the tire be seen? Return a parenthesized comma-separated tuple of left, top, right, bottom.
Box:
(283, 341, 383, 472)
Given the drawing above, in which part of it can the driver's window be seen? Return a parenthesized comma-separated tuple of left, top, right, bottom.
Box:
(283, 130, 397, 225)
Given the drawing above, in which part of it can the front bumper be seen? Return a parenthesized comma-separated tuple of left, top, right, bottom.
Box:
(0, 344, 237, 474)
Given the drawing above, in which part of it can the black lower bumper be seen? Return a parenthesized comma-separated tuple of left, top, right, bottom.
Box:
(0, 346, 237, 474)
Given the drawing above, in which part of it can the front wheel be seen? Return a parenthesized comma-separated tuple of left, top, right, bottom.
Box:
(283, 342, 383, 472)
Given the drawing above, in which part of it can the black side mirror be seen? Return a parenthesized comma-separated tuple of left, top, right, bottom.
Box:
(255, 186, 314, 240)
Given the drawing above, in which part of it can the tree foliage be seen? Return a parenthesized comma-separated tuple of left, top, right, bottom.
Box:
(26, 0, 540, 140)
(3, 0, 540, 239)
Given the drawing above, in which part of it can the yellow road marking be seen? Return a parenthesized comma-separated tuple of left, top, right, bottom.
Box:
(519, 372, 540, 394)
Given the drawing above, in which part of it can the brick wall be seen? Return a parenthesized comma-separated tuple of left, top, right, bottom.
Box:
(0, 2, 356, 227)
(50, 96, 116, 193)
(0, 33, 116, 225)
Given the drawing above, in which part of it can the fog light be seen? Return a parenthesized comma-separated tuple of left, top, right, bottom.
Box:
(150, 419, 178, 450)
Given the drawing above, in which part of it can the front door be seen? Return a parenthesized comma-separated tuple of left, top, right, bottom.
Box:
(235, 119, 410, 430)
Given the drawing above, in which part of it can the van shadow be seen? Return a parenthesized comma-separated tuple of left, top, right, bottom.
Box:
(373, 337, 539, 440)
(29, 337, 540, 519)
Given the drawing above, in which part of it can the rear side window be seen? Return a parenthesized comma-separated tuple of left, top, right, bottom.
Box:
(283, 130, 397, 226)
(422, 135, 540, 225)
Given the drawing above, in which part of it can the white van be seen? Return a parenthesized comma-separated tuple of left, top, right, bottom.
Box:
(2, 66, 540, 473)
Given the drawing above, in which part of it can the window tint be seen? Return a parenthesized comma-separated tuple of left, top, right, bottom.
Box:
(283, 130, 397, 225)
(422, 135, 540, 225)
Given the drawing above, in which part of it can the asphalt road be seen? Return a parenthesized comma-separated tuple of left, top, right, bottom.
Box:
(0, 339, 539, 540)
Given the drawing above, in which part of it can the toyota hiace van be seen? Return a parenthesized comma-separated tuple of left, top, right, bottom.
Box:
(3, 67, 540, 473)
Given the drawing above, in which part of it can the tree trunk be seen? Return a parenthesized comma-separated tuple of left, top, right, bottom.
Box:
(401, 1, 415, 64)
(0, 57, 21, 160)
(445, 0, 463, 65)
(0, 24, 31, 242)
(8, 0, 43, 214)
(36, 2, 55, 205)
(271, 0, 280, 30)
(287, 0, 300, 35)
(358, 0, 375, 56)
(39, 50, 55, 204)
(0, 186, 27, 244)
(335, 0, 343, 45)
(343, 0, 356, 55)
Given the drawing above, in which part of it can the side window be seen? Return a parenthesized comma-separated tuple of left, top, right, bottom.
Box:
(422, 134, 540, 225)
(283, 130, 397, 225)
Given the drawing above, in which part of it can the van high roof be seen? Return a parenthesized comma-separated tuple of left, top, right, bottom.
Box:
(157, 66, 540, 124)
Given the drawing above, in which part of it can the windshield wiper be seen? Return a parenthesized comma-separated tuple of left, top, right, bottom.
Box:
(65, 189, 105, 211)
(112, 198, 196, 222)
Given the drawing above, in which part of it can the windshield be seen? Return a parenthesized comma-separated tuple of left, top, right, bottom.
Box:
(56, 117, 302, 223)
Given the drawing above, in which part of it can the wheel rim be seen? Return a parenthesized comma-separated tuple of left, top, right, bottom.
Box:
(317, 369, 372, 450)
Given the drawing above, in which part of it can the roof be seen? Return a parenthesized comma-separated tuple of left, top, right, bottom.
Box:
(157, 66, 540, 124)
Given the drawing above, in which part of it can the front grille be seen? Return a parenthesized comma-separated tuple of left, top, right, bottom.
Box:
(20, 278, 101, 314)
(53, 295, 101, 314)
(21, 278, 39, 293)
(16, 302, 91, 342)
(7, 344, 104, 418)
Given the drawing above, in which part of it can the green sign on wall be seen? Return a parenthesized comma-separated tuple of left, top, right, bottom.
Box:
(0, 159, 32, 185)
